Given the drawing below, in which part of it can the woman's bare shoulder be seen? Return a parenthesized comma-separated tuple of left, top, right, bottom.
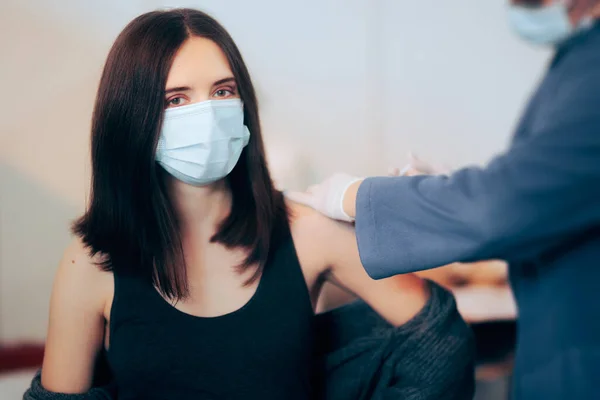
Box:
(60, 237, 109, 276)
(54, 236, 113, 313)
(286, 199, 339, 273)
(287, 199, 337, 232)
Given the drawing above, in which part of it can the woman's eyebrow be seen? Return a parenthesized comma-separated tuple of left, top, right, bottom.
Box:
(164, 86, 191, 95)
(212, 77, 236, 87)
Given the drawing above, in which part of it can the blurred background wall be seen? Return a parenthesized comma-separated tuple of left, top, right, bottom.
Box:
(0, 0, 549, 343)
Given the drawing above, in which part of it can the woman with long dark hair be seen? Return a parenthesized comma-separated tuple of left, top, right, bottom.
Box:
(35, 8, 473, 399)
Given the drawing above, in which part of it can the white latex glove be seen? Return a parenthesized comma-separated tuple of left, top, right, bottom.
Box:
(284, 173, 362, 222)
(388, 163, 421, 177)
(388, 153, 451, 177)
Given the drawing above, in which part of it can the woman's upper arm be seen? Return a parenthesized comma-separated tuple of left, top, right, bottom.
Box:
(323, 220, 430, 326)
(290, 201, 430, 327)
(41, 238, 109, 394)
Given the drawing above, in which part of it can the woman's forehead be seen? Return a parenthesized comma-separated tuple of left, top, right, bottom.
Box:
(166, 37, 233, 89)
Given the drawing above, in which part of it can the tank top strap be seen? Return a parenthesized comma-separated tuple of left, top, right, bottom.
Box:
(109, 271, 161, 336)
(252, 219, 314, 318)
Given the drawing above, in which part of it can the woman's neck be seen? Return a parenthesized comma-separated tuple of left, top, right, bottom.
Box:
(169, 177, 232, 241)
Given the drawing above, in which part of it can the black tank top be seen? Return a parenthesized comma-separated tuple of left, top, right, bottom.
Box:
(106, 227, 316, 400)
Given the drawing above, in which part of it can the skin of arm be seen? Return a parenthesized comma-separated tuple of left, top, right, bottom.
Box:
(289, 201, 429, 326)
(41, 238, 110, 394)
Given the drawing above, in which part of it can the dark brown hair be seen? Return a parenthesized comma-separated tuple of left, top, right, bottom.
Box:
(73, 8, 286, 300)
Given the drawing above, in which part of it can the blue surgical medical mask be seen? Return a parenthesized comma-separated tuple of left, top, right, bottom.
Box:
(156, 98, 250, 186)
(507, 1, 587, 46)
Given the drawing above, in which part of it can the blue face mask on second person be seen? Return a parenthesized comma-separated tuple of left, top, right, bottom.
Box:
(508, 1, 592, 46)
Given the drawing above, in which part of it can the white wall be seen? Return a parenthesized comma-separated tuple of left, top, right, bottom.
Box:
(0, 0, 549, 341)
(379, 0, 550, 167)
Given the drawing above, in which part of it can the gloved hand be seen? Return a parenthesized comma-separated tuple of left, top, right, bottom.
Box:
(284, 173, 363, 222)
(388, 153, 451, 177)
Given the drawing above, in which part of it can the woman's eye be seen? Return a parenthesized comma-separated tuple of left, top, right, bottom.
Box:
(166, 97, 186, 108)
(214, 89, 234, 98)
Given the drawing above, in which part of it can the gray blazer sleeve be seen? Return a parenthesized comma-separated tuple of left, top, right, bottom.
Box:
(355, 71, 600, 279)
(23, 371, 114, 400)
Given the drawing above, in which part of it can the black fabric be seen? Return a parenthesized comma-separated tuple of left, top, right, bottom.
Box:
(24, 370, 114, 400)
(106, 227, 315, 399)
(24, 281, 475, 400)
(315, 281, 475, 400)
